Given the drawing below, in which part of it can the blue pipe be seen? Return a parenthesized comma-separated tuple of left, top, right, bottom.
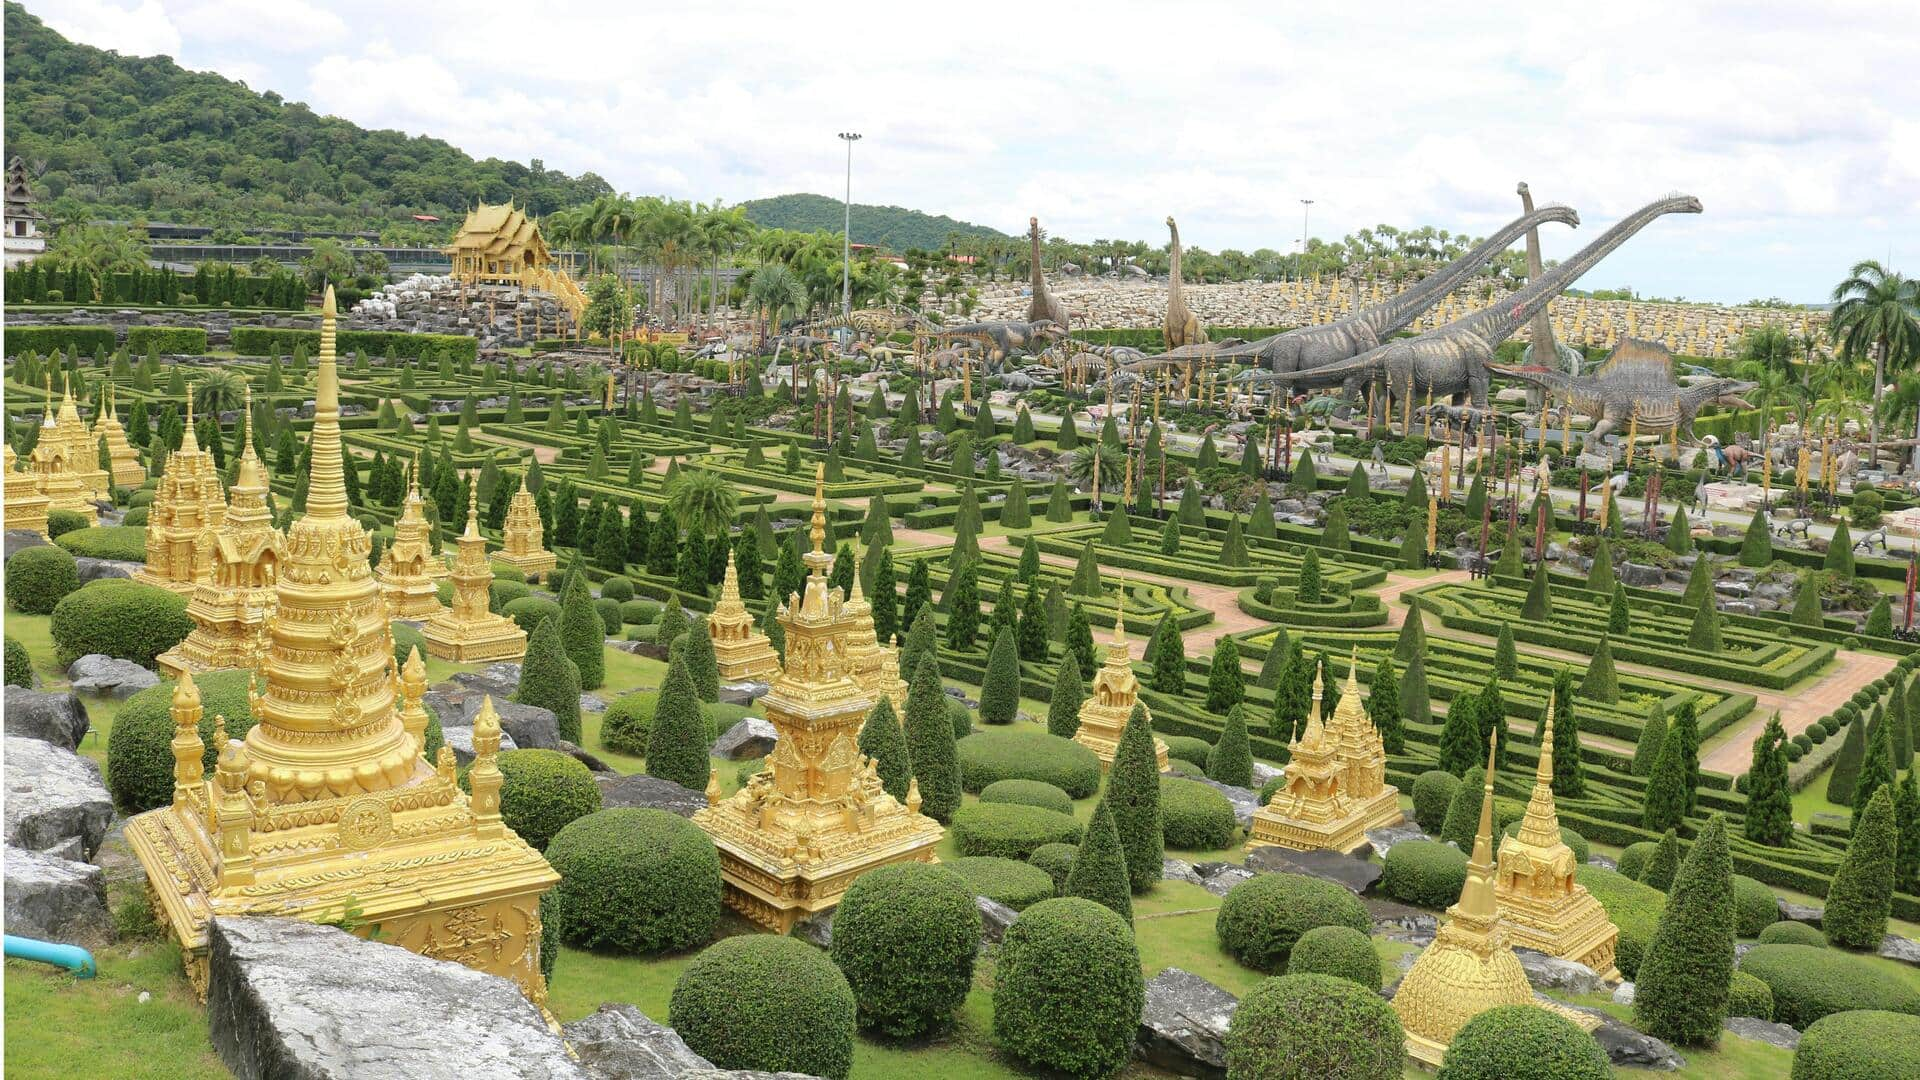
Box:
(4, 935, 97, 978)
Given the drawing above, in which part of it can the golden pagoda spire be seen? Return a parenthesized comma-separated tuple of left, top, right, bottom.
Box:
(182, 384, 199, 452)
(1459, 726, 1501, 920)
(1300, 662, 1329, 747)
(1519, 692, 1563, 847)
(305, 286, 349, 519)
(233, 386, 264, 489)
(464, 470, 481, 540)
(806, 462, 829, 569)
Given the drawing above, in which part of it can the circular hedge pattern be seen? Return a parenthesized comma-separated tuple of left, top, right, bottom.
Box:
(980, 778, 1074, 816)
(1498, 821, 1590, 866)
(1791, 1009, 1920, 1080)
(1412, 769, 1460, 829)
(830, 863, 981, 1037)
(670, 935, 856, 1080)
(944, 856, 1055, 911)
(950, 803, 1084, 861)
(1159, 776, 1238, 851)
(544, 808, 722, 954)
(1757, 920, 1826, 947)
(1287, 925, 1382, 988)
(107, 671, 259, 812)
(956, 729, 1100, 798)
(992, 897, 1144, 1080)
(1739, 944, 1920, 1028)
(1727, 969, 1774, 1022)
(7, 545, 79, 615)
(1730, 875, 1780, 938)
(1216, 872, 1370, 973)
(49, 579, 192, 668)
(1225, 972, 1404, 1080)
(1435, 1003, 1610, 1080)
(54, 525, 149, 562)
(1379, 840, 1468, 909)
(1027, 842, 1077, 895)
(458, 748, 600, 851)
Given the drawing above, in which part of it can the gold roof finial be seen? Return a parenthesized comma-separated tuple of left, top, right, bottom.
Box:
(172, 667, 202, 714)
(302, 284, 349, 519)
(463, 471, 481, 539)
(1344, 644, 1362, 699)
(1459, 727, 1501, 920)
(808, 462, 827, 556)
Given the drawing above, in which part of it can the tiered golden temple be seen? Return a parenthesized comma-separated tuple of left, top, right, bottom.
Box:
(1249, 650, 1402, 854)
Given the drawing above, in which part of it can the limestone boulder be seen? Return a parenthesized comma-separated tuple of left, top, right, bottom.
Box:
(1514, 948, 1607, 993)
(438, 724, 518, 766)
(74, 557, 141, 583)
(67, 654, 161, 698)
(4, 529, 50, 562)
(1243, 845, 1382, 895)
(1364, 822, 1430, 859)
(3, 686, 90, 750)
(1546, 997, 1683, 1070)
(1619, 562, 1667, 588)
(1136, 967, 1236, 1078)
(1188, 778, 1260, 830)
(976, 895, 1018, 945)
(1161, 858, 1206, 887)
(562, 1003, 714, 1080)
(1191, 863, 1255, 898)
(206, 917, 585, 1080)
(712, 717, 778, 761)
(595, 774, 706, 817)
(3, 845, 115, 947)
(446, 662, 523, 701)
(557, 740, 616, 774)
(1777, 900, 1823, 926)
(1723, 1016, 1800, 1050)
(1879, 932, 1920, 966)
(2, 736, 113, 858)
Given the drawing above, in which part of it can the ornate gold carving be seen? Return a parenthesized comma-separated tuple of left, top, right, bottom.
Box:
(337, 796, 394, 850)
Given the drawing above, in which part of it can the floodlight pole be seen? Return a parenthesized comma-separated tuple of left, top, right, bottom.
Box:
(839, 132, 862, 317)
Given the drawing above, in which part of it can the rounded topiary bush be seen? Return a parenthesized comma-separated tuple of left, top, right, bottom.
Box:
(1739, 944, 1920, 1028)
(593, 597, 621, 634)
(45, 509, 89, 539)
(1617, 840, 1660, 882)
(1412, 769, 1461, 829)
(671, 935, 855, 1080)
(1791, 1009, 1920, 1079)
(992, 897, 1144, 1080)
(1225, 972, 1404, 1080)
(944, 695, 973, 740)
(502, 596, 561, 636)
(50, 579, 192, 668)
(7, 545, 80, 614)
(458, 748, 600, 851)
(1435, 1003, 1610, 1080)
(1159, 776, 1238, 850)
(1257, 774, 1284, 805)
(1166, 758, 1205, 779)
(4, 634, 31, 687)
(598, 575, 634, 602)
(951, 803, 1084, 861)
(1162, 734, 1214, 766)
(544, 808, 722, 954)
(107, 671, 259, 812)
(1380, 839, 1468, 909)
(830, 863, 980, 1037)
(1731, 874, 1780, 938)
(599, 690, 656, 756)
(945, 856, 1055, 911)
(1572, 865, 1665, 980)
(1727, 969, 1774, 1021)
(1216, 872, 1370, 973)
(1027, 842, 1077, 894)
(1758, 920, 1826, 947)
(120, 507, 148, 526)
(1287, 925, 1382, 988)
(490, 563, 527, 583)
(979, 778, 1074, 816)
(1499, 821, 1590, 866)
(956, 729, 1100, 798)
(489, 578, 531, 614)
(53, 525, 148, 562)
(620, 597, 661, 625)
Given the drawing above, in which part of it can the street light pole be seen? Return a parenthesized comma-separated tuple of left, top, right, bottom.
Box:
(1299, 198, 1314, 278)
(838, 132, 862, 317)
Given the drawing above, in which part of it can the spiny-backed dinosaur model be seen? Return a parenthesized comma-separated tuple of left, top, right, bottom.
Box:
(1164, 217, 1207, 350)
(1254, 194, 1703, 408)
(1127, 204, 1579, 379)
(1491, 338, 1753, 454)
(936, 319, 1066, 362)
(1027, 217, 1069, 331)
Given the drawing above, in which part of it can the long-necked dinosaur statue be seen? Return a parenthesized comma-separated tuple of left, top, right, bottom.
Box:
(1491, 338, 1753, 454)
(1027, 217, 1069, 330)
(1122, 204, 1579, 380)
(1516, 181, 1581, 374)
(1252, 193, 1703, 408)
(1164, 216, 1206, 350)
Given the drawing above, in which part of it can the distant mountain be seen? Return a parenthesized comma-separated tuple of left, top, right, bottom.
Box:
(740, 193, 1008, 252)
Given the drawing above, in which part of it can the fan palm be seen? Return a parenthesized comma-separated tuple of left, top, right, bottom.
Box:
(191, 370, 251, 417)
(1828, 260, 1920, 462)
(1067, 443, 1124, 511)
(747, 264, 806, 346)
(664, 468, 737, 539)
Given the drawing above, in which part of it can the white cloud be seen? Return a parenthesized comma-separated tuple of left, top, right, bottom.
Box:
(32, 0, 180, 57)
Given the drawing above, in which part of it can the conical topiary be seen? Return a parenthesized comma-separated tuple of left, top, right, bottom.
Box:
(1064, 798, 1132, 922)
(1634, 815, 1734, 1047)
(645, 653, 711, 790)
(858, 697, 912, 800)
(1109, 703, 1164, 893)
(1207, 705, 1254, 788)
(904, 656, 962, 823)
(1047, 652, 1086, 738)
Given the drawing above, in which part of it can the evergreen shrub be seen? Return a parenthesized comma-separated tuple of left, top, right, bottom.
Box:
(950, 803, 1084, 860)
(543, 807, 723, 954)
(1225, 973, 1404, 1080)
(830, 863, 980, 1038)
(670, 935, 855, 1080)
(955, 729, 1100, 797)
(50, 579, 192, 667)
(1739, 944, 1920, 1027)
(1286, 925, 1381, 988)
(944, 856, 1055, 911)
(1790, 1010, 1920, 1080)
(106, 671, 257, 812)
(1215, 872, 1369, 972)
(979, 778, 1074, 815)
(1159, 777, 1238, 850)
(6, 545, 80, 614)
(1436, 1004, 1610, 1080)
(1380, 840, 1468, 908)
(992, 898, 1144, 1080)
(458, 748, 600, 851)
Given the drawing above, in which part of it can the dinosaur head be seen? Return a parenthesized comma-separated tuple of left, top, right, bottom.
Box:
(1166, 215, 1176, 228)
(1707, 379, 1756, 411)
(1029, 319, 1066, 342)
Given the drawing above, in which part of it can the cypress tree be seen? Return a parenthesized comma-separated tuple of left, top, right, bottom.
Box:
(1255, 628, 1289, 689)
(1204, 636, 1244, 713)
(1159, 517, 1181, 555)
(1790, 574, 1824, 627)
(901, 609, 938, 684)
(1478, 676, 1509, 770)
(1177, 481, 1204, 525)
(1065, 799, 1133, 922)
(1399, 651, 1432, 728)
(1207, 705, 1254, 787)
(1852, 717, 1895, 833)
(1247, 488, 1275, 538)
(1893, 677, 1914, 772)
(1634, 815, 1735, 1048)
(1295, 546, 1320, 600)
(1404, 467, 1427, 508)
(1586, 536, 1617, 593)
(1001, 478, 1031, 529)
(1866, 595, 1893, 637)
(904, 657, 962, 824)
(979, 627, 1021, 725)
(1494, 622, 1518, 680)
(987, 577, 1018, 641)
(1643, 723, 1689, 832)
(1633, 702, 1668, 777)
(1016, 580, 1048, 662)
(1641, 829, 1682, 891)
(859, 698, 913, 800)
(1399, 522, 1425, 569)
(1550, 669, 1587, 797)
(1012, 405, 1035, 443)
(1674, 700, 1701, 813)
(1580, 635, 1620, 703)
(557, 571, 606, 690)
(1440, 763, 1488, 850)
(1069, 541, 1102, 596)
(1739, 508, 1773, 567)
(1319, 503, 1351, 550)
(1824, 520, 1855, 577)
(1055, 413, 1079, 449)
(1681, 555, 1714, 607)
(1101, 507, 1132, 545)
(1664, 505, 1693, 554)
(902, 559, 931, 631)
(1493, 521, 1525, 578)
(1044, 583, 1068, 641)
(1047, 652, 1086, 738)
(1045, 479, 1073, 522)
(1238, 436, 1261, 477)
(1438, 693, 1484, 776)
(1827, 785, 1898, 949)
(1686, 587, 1721, 652)
(1222, 516, 1250, 567)
(1288, 448, 1317, 495)
(646, 654, 712, 791)
(1521, 561, 1553, 619)
(1894, 772, 1920, 894)
(1609, 582, 1631, 634)
(1109, 703, 1164, 894)
(683, 616, 721, 703)
(1744, 714, 1792, 847)
(1148, 615, 1185, 693)
(515, 616, 582, 743)
(1366, 654, 1405, 754)
(1394, 604, 1427, 662)
(1197, 433, 1218, 469)
(945, 559, 981, 651)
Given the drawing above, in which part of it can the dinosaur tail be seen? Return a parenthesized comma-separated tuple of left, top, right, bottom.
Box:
(1255, 348, 1383, 385)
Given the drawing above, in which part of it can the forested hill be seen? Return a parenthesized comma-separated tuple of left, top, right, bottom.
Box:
(1, 2, 611, 243)
(740, 193, 1007, 251)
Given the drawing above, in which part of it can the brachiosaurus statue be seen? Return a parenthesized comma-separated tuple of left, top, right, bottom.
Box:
(1252, 193, 1703, 409)
(1026, 217, 1069, 330)
(1517, 181, 1578, 376)
(1164, 216, 1206, 350)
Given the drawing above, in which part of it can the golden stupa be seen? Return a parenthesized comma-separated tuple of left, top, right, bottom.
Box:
(159, 391, 286, 678)
(31, 373, 105, 523)
(708, 559, 780, 684)
(4, 444, 51, 537)
(494, 476, 556, 582)
(94, 383, 147, 490)
(136, 393, 228, 595)
(1249, 650, 1402, 854)
(841, 553, 907, 713)
(127, 288, 559, 1005)
(692, 465, 944, 932)
(423, 473, 527, 662)
(376, 459, 449, 619)
(1494, 693, 1621, 980)
(1072, 599, 1170, 770)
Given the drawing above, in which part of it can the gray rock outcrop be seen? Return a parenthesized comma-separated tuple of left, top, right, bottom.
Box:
(1136, 967, 1236, 1078)
(1189, 778, 1261, 829)
(1242, 845, 1383, 895)
(595, 774, 706, 817)
(3, 736, 114, 858)
(3, 845, 115, 947)
(439, 723, 518, 765)
(712, 718, 778, 761)
(1547, 997, 1683, 1070)
(1723, 1016, 1800, 1050)
(74, 557, 142, 583)
(66, 654, 160, 698)
(562, 1003, 714, 1080)
(1513, 948, 1608, 993)
(3, 686, 90, 750)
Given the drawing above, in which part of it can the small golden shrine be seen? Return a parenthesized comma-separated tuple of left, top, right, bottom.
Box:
(444, 201, 586, 322)
(159, 394, 286, 678)
(137, 394, 228, 595)
(708, 559, 780, 684)
(1393, 731, 1595, 1066)
(1072, 602, 1169, 770)
(127, 288, 559, 1006)
(692, 465, 943, 932)
(376, 461, 449, 619)
(423, 473, 527, 663)
(4, 444, 50, 537)
(842, 557, 907, 713)
(1249, 650, 1402, 854)
(93, 384, 146, 490)
(1494, 693, 1621, 980)
(494, 476, 556, 582)
(32, 374, 106, 521)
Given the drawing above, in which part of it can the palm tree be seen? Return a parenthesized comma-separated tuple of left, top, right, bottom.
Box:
(1735, 359, 1807, 463)
(1829, 260, 1920, 464)
(746, 264, 806, 347)
(1736, 323, 1797, 373)
(664, 468, 737, 539)
(192, 370, 251, 417)
(43, 223, 149, 301)
(1067, 443, 1124, 512)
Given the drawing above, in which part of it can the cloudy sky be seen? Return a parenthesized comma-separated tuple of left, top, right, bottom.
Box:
(26, 0, 1920, 304)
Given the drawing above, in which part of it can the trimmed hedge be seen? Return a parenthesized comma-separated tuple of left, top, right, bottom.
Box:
(670, 935, 855, 1080)
(53, 526, 148, 562)
(945, 856, 1055, 911)
(979, 778, 1074, 816)
(46, 510, 89, 539)
(1791, 1010, 1920, 1079)
(2, 325, 115, 356)
(1437, 1004, 1610, 1080)
(502, 596, 561, 635)
(1287, 925, 1382, 989)
(830, 863, 980, 1038)
(106, 671, 258, 812)
(6, 545, 80, 614)
(1028, 842, 1078, 894)
(1159, 776, 1238, 850)
(1727, 969, 1774, 1021)
(544, 808, 722, 954)
(1216, 872, 1370, 973)
(1757, 920, 1826, 947)
(1225, 972, 1405, 1080)
(1573, 865, 1666, 979)
(1731, 874, 1781, 938)
(49, 579, 192, 668)
(1412, 769, 1460, 829)
(231, 326, 477, 361)
(950, 803, 1084, 861)
(992, 897, 1144, 1080)
(1380, 840, 1469, 909)
(1617, 840, 1659, 882)
(457, 748, 599, 851)
(1739, 943, 1920, 1027)
(1162, 734, 1214, 766)
(955, 729, 1101, 798)
(126, 326, 208, 355)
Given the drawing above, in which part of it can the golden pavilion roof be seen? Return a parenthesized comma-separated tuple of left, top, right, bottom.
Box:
(444, 202, 550, 264)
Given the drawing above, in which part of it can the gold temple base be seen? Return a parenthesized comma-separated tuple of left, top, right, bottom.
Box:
(423, 617, 528, 663)
(131, 572, 200, 596)
(1247, 788, 1403, 855)
(383, 589, 446, 621)
(1497, 897, 1623, 982)
(698, 813, 943, 933)
(1073, 729, 1171, 772)
(1402, 998, 1600, 1069)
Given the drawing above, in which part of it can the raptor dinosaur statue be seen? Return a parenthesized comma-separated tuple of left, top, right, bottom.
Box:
(1027, 217, 1069, 330)
(1164, 216, 1207, 350)
(1252, 193, 1703, 409)
(1491, 338, 1753, 454)
(1122, 204, 1580, 384)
